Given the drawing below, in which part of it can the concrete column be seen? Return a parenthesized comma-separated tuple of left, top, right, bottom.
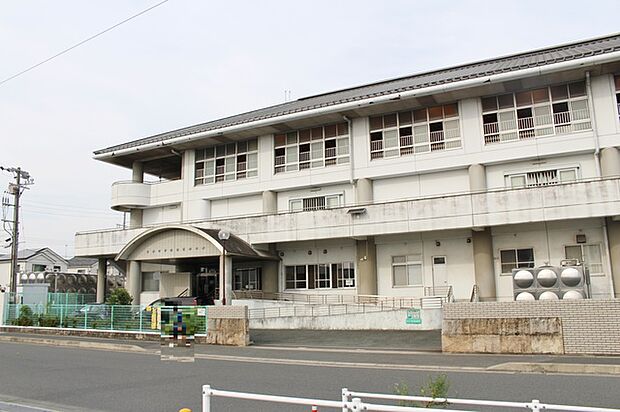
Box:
(356, 178, 373, 205)
(262, 190, 277, 214)
(605, 218, 620, 297)
(0, 292, 6, 325)
(356, 237, 377, 295)
(601, 147, 620, 177)
(262, 261, 279, 294)
(132, 161, 144, 183)
(96, 258, 107, 303)
(219, 253, 233, 305)
(129, 209, 143, 228)
(468, 164, 487, 192)
(472, 228, 496, 301)
(127, 260, 142, 305)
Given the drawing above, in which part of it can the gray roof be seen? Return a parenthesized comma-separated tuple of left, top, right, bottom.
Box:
(0, 248, 47, 261)
(95, 33, 620, 156)
(67, 256, 98, 267)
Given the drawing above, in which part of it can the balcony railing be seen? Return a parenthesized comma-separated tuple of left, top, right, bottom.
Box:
(370, 140, 383, 152)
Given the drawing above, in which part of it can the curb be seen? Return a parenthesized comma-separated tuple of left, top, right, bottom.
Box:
(487, 362, 620, 376)
(0, 335, 148, 353)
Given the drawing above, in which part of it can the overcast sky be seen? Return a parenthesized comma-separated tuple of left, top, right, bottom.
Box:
(0, 0, 618, 258)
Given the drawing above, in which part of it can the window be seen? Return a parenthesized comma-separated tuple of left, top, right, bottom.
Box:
(615, 75, 620, 122)
(195, 138, 258, 185)
(481, 82, 591, 144)
(289, 194, 343, 212)
(500, 248, 535, 274)
(32, 264, 46, 272)
(142, 272, 160, 292)
(335, 261, 355, 288)
(505, 167, 578, 188)
(392, 255, 423, 287)
(53, 266, 61, 272)
(285, 262, 355, 289)
(233, 268, 262, 290)
(274, 123, 349, 174)
(77, 269, 86, 274)
(369, 104, 461, 159)
(565, 244, 603, 274)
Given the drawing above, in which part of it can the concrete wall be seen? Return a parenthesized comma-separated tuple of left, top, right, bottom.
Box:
(250, 307, 442, 330)
(206, 305, 249, 346)
(443, 300, 620, 355)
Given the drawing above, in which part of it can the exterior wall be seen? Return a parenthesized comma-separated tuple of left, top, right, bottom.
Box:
(375, 231, 474, 300)
(492, 218, 612, 300)
(142, 204, 182, 225)
(211, 195, 262, 219)
(0, 263, 10, 289)
(373, 169, 469, 203)
(443, 300, 620, 355)
(276, 183, 355, 211)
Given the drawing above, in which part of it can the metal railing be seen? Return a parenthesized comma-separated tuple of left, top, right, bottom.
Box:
(233, 290, 418, 307)
(4, 303, 208, 335)
(202, 385, 619, 412)
(247, 301, 417, 320)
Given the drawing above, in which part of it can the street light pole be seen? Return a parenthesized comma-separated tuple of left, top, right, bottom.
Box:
(217, 230, 230, 305)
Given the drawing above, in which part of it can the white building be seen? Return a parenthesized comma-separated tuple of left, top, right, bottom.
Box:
(75, 34, 620, 305)
(0, 248, 68, 289)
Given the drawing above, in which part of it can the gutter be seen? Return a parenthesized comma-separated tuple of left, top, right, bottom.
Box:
(343, 115, 353, 185)
(94, 51, 620, 160)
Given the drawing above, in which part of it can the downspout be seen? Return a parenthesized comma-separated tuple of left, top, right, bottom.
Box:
(586, 71, 615, 297)
(343, 115, 354, 185)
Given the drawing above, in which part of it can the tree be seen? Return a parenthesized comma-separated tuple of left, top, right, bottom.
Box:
(106, 288, 133, 305)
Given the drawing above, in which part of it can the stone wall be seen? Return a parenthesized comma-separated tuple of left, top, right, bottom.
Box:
(207, 305, 249, 346)
(443, 299, 620, 355)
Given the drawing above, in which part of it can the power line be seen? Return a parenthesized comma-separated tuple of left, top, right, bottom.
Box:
(0, 0, 170, 88)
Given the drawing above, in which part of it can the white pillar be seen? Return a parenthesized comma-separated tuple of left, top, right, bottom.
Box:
(225, 255, 233, 306)
(0, 292, 6, 325)
(129, 209, 143, 228)
(472, 228, 496, 301)
(356, 237, 377, 295)
(132, 161, 144, 183)
(262, 190, 277, 214)
(356, 178, 373, 205)
(96, 258, 106, 303)
(127, 260, 142, 305)
(601, 147, 620, 177)
(468, 164, 487, 192)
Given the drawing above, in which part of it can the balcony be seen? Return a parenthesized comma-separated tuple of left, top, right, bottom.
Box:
(110, 179, 183, 211)
(77, 178, 620, 256)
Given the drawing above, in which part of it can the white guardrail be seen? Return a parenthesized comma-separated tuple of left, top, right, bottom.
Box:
(202, 385, 620, 411)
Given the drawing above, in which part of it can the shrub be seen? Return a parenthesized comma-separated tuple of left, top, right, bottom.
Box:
(393, 374, 450, 409)
(38, 315, 60, 328)
(106, 288, 133, 305)
(12, 305, 34, 326)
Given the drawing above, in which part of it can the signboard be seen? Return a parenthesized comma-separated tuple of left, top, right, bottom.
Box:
(406, 308, 422, 325)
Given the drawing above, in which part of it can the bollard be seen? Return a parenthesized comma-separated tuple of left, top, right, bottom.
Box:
(179, 408, 192, 412)
(311, 406, 318, 411)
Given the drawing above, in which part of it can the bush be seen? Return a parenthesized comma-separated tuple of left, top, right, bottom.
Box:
(393, 374, 450, 408)
(38, 315, 60, 328)
(106, 288, 133, 305)
(12, 305, 34, 326)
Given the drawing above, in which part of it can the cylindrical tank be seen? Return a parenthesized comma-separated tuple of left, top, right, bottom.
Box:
(514, 270, 534, 288)
(539, 291, 559, 300)
(515, 291, 536, 301)
(537, 268, 558, 287)
(562, 290, 584, 300)
(560, 267, 581, 287)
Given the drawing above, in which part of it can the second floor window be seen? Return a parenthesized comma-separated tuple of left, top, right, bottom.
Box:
(194, 139, 258, 185)
(500, 248, 534, 274)
(505, 167, 578, 188)
(369, 104, 461, 160)
(274, 123, 350, 174)
(482, 82, 590, 145)
(289, 194, 342, 212)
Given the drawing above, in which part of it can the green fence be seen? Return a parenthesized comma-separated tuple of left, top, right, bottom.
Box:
(5, 304, 208, 335)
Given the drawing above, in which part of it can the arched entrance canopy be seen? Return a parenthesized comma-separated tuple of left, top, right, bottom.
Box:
(115, 225, 276, 262)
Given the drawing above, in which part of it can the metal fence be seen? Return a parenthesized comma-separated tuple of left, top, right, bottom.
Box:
(5, 303, 209, 335)
(202, 385, 620, 411)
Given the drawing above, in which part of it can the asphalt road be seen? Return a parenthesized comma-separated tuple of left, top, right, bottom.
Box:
(0, 341, 618, 412)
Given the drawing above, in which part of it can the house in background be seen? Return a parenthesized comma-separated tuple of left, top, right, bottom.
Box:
(0, 248, 68, 289)
(75, 33, 620, 305)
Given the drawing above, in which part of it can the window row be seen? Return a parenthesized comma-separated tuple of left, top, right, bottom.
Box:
(499, 244, 602, 275)
(274, 123, 349, 174)
(369, 104, 461, 159)
(233, 267, 262, 291)
(285, 262, 355, 290)
(195, 139, 258, 185)
(504, 167, 578, 188)
(481, 82, 591, 144)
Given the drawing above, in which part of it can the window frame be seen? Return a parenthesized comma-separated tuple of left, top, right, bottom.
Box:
(481, 82, 591, 145)
(233, 267, 262, 291)
(564, 243, 604, 276)
(288, 193, 343, 212)
(194, 138, 258, 186)
(369, 103, 462, 161)
(504, 166, 580, 188)
(499, 247, 535, 275)
(274, 123, 350, 174)
(391, 255, 424, 287)
(141, 271, 160, 292)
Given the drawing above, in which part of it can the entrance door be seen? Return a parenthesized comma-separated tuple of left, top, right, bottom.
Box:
(195, 272, 218, 305)
(432, 256, 448, 293)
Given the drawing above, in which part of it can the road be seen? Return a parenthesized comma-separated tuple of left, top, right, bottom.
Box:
(0, 339, 619, 411)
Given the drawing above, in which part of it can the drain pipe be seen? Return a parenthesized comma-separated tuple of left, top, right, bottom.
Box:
(343, 115, 354, 186)
(586, 71, 615, 297)
(586, 71, 602, 176)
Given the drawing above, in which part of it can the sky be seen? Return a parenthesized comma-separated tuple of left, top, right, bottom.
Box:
(0, 0, 618, 258)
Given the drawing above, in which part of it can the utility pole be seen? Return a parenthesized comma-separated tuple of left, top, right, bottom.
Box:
(1, 166, 34, 299)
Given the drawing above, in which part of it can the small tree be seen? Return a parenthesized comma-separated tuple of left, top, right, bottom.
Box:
(106, 288, 133, 305)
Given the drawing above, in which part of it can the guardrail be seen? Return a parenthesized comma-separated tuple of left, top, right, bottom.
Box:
(247, 301, 418, 320)
(233, 291, 419, 307)
(201, 385, 620, 411)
